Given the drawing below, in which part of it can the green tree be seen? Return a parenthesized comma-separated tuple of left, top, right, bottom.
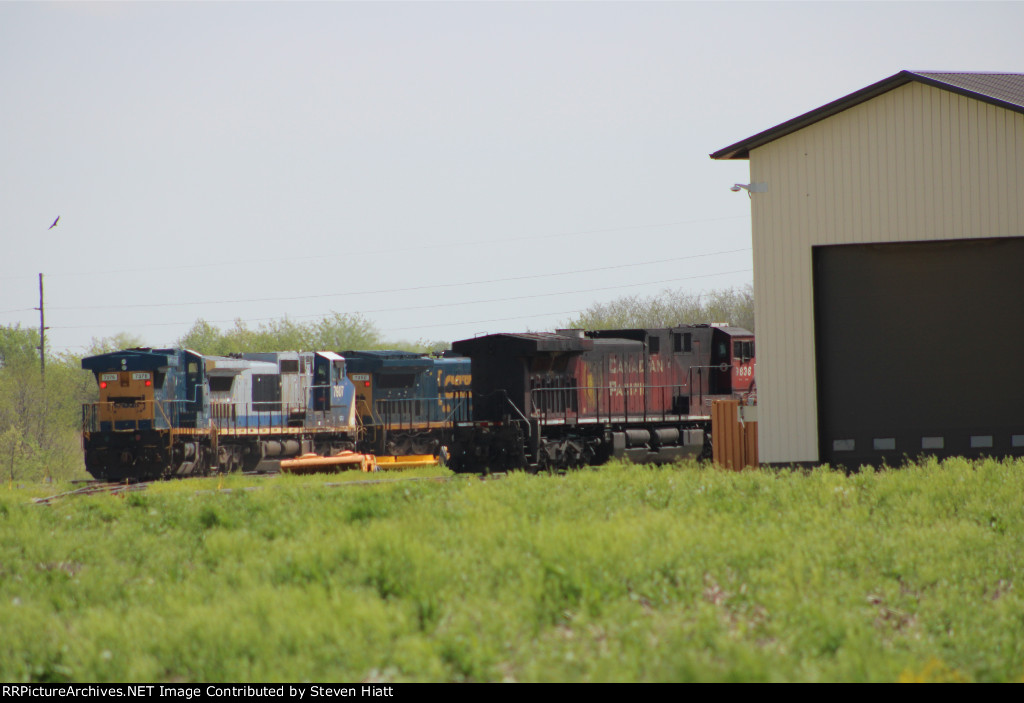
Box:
(0, 325, 97, 481)
(312, 313, 383, 351)
(176, 313, 389, 355)
(561, 285, 754, 332)
(85, 332, 147, 356)
(0, 324, 40, 370)
(177, 319, 230, 355)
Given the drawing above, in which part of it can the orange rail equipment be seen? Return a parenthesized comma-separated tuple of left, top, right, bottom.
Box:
(280, 451, 377, 474)
(374, 455, 438, 470)
(711, 399, 758, 471)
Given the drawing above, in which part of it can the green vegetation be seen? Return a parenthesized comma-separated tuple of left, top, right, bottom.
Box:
(0, 325, 95, 483)
(2, 458, 1022, 682)
(562, 284, 755, 332)
(176, 313, 446, 357)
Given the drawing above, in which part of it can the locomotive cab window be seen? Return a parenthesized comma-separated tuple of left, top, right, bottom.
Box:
(733, 341, 754, 363)
(648, 336, 660, 355)
(674, 333, 692, 354)
(280, 360, 299, 374)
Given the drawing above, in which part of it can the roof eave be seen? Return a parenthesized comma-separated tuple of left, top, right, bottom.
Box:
(710, 71, 920, 160)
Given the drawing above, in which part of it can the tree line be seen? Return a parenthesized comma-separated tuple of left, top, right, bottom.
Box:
(0, 286, 753, 482)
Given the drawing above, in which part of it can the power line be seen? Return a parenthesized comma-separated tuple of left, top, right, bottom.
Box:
(48, 247, 751, 312)
(0, 215, 749, 281)
(47, 267, 752, 331)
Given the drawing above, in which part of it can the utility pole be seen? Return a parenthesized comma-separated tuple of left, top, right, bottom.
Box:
(36, 272, 50, 482)
(36, 273, 47, 384)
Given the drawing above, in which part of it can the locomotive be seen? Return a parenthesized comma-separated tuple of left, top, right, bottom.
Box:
(444, 324, 755, 473)
(81, 348, 359, 481)
(342, 350, 471, 457)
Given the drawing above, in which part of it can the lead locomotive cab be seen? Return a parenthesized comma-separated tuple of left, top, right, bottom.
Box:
(81, 348, 202, 480)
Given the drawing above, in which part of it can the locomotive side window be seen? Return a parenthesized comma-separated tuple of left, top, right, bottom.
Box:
(209, 376, 234, 392)
(280, 360, 299, 374)
(378, 373, 416, 389)
(648, 336, 660, 355)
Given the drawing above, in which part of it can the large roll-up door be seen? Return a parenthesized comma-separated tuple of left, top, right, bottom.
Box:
(813, 237, 1024, 467)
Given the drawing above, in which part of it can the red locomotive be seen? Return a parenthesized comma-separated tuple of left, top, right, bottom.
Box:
(445, 325, 754, 472)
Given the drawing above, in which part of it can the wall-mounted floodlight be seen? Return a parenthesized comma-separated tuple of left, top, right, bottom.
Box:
(730, 183, 767, 193)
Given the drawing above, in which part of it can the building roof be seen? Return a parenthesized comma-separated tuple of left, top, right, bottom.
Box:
(711, 71, 1024, 160)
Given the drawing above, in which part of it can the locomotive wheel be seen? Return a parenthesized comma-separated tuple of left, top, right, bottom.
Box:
(410, 437, 433, 455)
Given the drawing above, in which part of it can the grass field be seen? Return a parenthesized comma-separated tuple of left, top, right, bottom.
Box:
(1, 459, 1022, 682)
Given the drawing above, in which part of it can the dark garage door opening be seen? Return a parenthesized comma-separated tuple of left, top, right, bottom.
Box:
(813, 236, 1024, 467)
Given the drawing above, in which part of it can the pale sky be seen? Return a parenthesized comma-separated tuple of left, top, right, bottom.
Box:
(2, 1, 1021, 354)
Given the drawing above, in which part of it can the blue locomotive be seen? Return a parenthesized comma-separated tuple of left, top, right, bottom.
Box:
(342, 350, 471, 457)
(81, 348, 359, 481)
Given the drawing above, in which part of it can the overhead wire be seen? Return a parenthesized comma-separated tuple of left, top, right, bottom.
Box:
(48, 267, 752, 331)
(0, 214, 749, 281)
(47, 247, 751, 312)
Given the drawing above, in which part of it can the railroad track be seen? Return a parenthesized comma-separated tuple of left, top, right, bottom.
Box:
(33, 480, 153, 505)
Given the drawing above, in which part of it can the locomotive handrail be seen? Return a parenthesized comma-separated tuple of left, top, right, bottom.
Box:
(527, 381, 721, 424)
(441, 390, 472, 423)
(499, 390, 531, 434)
(362, 392, 472, 427)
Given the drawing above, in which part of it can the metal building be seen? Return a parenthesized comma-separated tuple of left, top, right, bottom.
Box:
(712, 71, 1024, 467)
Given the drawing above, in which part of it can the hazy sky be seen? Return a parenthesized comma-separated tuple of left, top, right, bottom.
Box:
(2, 1, 1022, 354)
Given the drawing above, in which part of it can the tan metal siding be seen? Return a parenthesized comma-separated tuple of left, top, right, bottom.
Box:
(748, 82, 1024, 464)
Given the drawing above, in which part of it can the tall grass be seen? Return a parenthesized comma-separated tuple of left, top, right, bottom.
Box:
(1, 458, 1021, 682)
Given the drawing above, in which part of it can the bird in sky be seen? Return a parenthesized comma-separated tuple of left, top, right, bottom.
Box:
(49, 216, 60, 230)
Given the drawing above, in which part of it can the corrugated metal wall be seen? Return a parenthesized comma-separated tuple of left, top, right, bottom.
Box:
(748, 82, 1024, 464)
